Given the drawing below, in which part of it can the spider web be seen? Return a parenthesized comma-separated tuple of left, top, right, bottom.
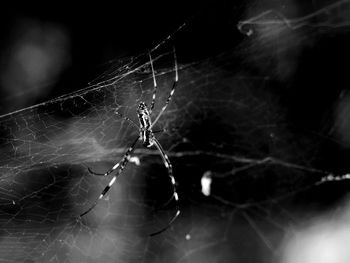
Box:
(1, 1, 350, 262)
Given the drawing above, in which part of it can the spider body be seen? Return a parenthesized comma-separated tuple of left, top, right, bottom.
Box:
(137, 102, 154, 148)
(81, 49, 179, 236)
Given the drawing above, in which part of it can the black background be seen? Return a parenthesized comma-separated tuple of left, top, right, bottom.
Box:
(1, 1, 350, 262)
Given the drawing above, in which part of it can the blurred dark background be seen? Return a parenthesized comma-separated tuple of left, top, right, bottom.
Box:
(0, 1, 214, 113)
(2, 1, 350, 263)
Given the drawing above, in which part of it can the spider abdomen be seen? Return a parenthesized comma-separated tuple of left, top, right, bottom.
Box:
(140, 129, 154, 147)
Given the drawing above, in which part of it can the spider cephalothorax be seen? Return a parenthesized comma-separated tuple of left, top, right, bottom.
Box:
(81, 49, 179, 236)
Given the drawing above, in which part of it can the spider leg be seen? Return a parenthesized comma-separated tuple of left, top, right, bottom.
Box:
(80, 136, 139, 217)
(152, 128, 168, 134)
(114, 109, 139, 129)
(150, 137, 180, 236)
(149, 52, 157, 114)
(87, 136, 139, 177)
(86, 109, 138, 177)
(150, 48, 178, 129)
(87, 160, 124, 177)
(155, 194, 174, 211)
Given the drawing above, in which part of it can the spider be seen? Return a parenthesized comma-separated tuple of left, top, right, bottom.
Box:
(80, 49, 180, 236)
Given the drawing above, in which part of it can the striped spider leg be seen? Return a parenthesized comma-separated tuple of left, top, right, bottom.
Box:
(81, 49, 179, 236)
